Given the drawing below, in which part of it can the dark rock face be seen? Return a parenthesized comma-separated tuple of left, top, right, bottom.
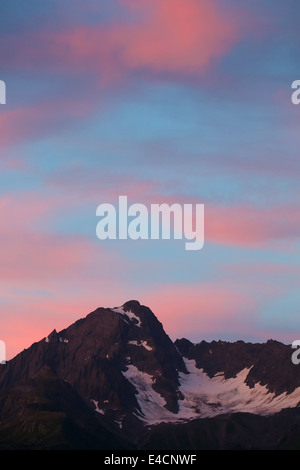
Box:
(175, 338, 300, 396)
(140, 409, 300, 450)
(0, 365, 131, 450)
(0, 300, 300, 450)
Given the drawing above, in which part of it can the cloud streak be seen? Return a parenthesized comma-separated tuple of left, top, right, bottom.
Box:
(1, 0, 242, 81)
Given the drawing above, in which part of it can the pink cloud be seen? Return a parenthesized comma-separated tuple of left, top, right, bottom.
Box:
(4, 0, 242, 82)
(103, 0, 241, 76)
(0, 192, 140, 358)
(0, 231, 94, 281)
(0, 1, 247, 148)
(224, 263, 300, 277)
(46, 169, 300, 248)
(0, 108, 41, 147)
(141, 282, 257, 342)
(0, 193, 97, 281)
(206, 204, 300, 247)
(0, 94, 96, 148)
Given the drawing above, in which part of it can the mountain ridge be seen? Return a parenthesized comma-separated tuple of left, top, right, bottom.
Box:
(0, 300, 299, 449)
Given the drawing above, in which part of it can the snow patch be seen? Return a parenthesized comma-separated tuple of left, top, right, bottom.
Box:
(177, 359, 300, 418)
(122, 358, 300, 426)
(112, 306, 142, 327)
(115, 416, 125, 429)
(91, 399, 104, 415)
(59, 337, 68, 343)
(128, 340, 152, 351)
(122, 364, 167, 425)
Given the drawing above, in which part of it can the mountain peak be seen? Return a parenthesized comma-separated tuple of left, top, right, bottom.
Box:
(0, 300, 186, 436)
(122, 300, 141, 311)
(1, 301, 300, 449)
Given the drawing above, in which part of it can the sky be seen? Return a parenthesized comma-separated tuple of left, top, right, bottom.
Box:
(0, 0, 299, 359)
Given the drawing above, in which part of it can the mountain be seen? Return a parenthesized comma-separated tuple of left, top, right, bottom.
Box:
(0, 300, 299, 449)
(0, 365, 132, 450)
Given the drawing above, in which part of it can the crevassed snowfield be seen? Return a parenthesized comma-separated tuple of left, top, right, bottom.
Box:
(122, 359, 300, 425)
(122, 365, 167, 424)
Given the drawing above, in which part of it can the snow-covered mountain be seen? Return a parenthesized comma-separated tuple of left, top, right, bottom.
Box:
(0, 300, 299, 449)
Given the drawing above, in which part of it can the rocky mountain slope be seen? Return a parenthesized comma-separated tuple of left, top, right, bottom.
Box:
(0, 300, 299, 449)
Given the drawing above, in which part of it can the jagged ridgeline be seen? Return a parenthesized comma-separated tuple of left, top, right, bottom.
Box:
(0, 300, 300, 450)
